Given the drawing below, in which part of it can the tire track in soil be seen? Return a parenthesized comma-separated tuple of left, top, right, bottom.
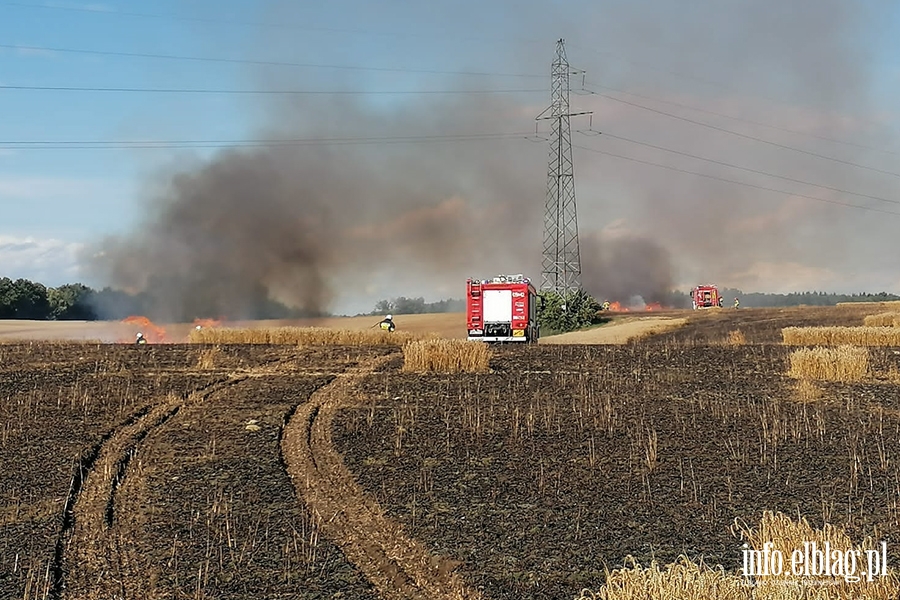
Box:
(52, 373, 247, 600)
(282, 354, 483, 600)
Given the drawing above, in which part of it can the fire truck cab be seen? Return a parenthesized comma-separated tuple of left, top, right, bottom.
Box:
(690, 285, 723, 309)
(466, 274, 540, 343)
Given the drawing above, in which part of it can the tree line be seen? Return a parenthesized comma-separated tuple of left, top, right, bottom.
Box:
(715, 289, 900, 307)
(367, 296, 466, 315)
(0, 277, 318, 321)
(0, 278, 98, 320)
(2, 276, 898, 321)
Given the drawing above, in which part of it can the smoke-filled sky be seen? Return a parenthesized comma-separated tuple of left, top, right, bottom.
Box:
(2, 0, 900, 317)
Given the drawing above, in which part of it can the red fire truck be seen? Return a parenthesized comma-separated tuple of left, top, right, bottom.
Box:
(690, 285, 723, 309)
(466, 274, 540, 343)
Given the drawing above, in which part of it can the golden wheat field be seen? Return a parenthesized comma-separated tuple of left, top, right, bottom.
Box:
(782, 326, 900, 346)
(3, 303, 900, 599)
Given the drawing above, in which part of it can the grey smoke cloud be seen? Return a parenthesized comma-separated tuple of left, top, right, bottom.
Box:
(82, 0, 900, 318)
(83, 92, 545, 320)
(580, 229, 675, 305)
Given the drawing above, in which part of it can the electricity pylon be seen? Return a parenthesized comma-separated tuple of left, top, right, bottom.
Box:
(536, 38, 591, 296)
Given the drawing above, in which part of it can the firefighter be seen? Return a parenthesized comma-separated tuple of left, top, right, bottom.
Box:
(601, 301, 610, 311)
(135, 332, 148, 345)
(378, 314, 396, 332)
(734, 297, 740, 309)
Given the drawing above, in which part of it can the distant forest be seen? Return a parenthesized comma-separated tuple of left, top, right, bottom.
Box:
(713, 289, 900, 308)
(0, 277, 312, 321)
(366, 296, 466, 316)
(1, 276, 898, 321)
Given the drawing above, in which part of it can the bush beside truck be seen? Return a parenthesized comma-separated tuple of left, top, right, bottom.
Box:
(537, 289, 606, 334)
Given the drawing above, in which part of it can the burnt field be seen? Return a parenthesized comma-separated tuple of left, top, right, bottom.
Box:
(336, 343, 900, 600)
(645, 304, 880, 345)
(3, 306, 900, 599)
(0, 343, 385, 600)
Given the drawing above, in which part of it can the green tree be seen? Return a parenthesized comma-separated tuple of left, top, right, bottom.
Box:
(0, 278, 50, 319)
(393, 297, 427, 314)
(537, 289, 604, 333)
(373, 299, 393, 315)
(0, 277, 15, 318)
(48, 283, 97, 320)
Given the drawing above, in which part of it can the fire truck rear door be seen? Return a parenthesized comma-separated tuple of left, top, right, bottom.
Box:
(483, 289, 513, 323)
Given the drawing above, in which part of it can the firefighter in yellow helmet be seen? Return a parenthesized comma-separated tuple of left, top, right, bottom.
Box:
(734, 297, 740, 309)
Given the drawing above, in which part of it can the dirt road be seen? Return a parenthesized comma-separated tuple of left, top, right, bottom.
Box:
(540, 316, 688, 344)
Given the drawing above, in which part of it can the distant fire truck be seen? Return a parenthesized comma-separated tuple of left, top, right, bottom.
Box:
(690, 285, 723, 309)
(466, 274, 540, 343)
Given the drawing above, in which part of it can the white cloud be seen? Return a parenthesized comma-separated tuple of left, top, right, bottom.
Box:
(0, 235, 85, 285)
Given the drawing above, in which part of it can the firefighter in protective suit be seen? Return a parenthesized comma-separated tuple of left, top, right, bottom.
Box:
(135, 332, 148, 345)
(378, 314, 396, 332)
(734, 297, 740, 309)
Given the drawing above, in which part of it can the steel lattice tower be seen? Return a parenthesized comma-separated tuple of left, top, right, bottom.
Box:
(536, 39, 590, 295)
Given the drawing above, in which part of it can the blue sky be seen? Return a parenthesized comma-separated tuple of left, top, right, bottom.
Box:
(2, 0, 900, 311)
(0, 2, 547, 238)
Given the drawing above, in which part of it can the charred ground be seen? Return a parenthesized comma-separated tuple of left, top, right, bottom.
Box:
(0, 344, 383, 600)
(336, 342, 900, 600)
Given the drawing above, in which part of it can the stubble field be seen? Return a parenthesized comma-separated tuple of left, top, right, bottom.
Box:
(3, 304, 900, 599)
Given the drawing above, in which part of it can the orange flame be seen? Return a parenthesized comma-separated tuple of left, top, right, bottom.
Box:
(122, 315, 166, 343)
(606, 301, 666, 312)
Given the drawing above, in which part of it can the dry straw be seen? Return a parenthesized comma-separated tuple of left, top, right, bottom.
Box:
(401, 339, 491, 373)
(781, 326, 900, 346)
(836, 300, 900, 308)
(188, 326, 435, 346)
(576, 511, 900, 600)
(787, 346, 869, 382)
(726, 329, 747, 345)
(791, 379, 822, 402)
(864, 312, 900, 327)
(196, 347, 221, 369)
(736, 511, 899, 598)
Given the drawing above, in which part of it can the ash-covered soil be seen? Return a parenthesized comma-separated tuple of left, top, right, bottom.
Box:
(336, 344, 900, 600)
(0, 343, 382, 599)
(646, 305, 880, 345)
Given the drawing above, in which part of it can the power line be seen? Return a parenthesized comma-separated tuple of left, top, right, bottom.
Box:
(585, 82, 900, 158)
(3, 41, 891, 159)
(573, 143, 900, 217)
(7, 1, 894, 142)
(583, 88, 900, 180)
(0, 84, 544, 95)
(0, 131, 538, 150)
(0, 43, 546, 79)
(569, 43, 895, 136)
(599, 132, 900, 207)
(3, 44, 895, 163)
